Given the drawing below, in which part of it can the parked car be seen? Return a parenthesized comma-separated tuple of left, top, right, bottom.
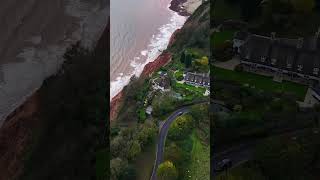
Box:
(214, 158, 232, 172)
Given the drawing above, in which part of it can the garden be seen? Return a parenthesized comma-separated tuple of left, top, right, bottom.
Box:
(213, 66, 308, 100)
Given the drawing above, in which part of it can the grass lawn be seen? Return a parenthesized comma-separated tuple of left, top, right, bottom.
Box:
(212, 31, 235, 48)
(175, 82, 207, 95)
(133, 142, 156, 180)
(212, 0, 241, 21)
(213, 66, 308, 100)
(187, 132, 210, 180)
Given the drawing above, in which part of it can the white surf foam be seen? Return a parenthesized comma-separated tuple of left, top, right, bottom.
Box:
(110, 11, 187, 100)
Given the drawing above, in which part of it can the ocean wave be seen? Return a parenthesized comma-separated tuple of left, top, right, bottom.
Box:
(110, 11, 186, 101)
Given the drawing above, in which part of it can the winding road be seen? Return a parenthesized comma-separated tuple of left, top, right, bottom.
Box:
(150, 106, 190, 180)
(150, 101, 211, 180)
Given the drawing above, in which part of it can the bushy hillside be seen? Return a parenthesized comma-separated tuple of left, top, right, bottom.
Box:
(169, 1, 210, 55)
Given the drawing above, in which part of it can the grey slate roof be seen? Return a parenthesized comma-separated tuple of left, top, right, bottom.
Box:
(184, 72, 210, 87)
(239, 32, 320, 78)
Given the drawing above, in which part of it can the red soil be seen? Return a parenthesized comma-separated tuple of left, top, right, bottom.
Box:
(110, 91, 124, 121)
(141, 52, 172, 77)
(0, 92, 40, 180)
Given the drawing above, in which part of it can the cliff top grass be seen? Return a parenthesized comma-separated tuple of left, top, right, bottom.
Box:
(213, 66, 308, 101)
(187, 132, 210, 180)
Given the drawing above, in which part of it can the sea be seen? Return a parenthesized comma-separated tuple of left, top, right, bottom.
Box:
(110, 0, 187, 100)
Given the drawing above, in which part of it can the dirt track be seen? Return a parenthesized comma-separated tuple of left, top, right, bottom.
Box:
(0, 0, 108, 125)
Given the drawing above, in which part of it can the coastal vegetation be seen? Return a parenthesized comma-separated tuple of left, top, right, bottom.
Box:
(110, 121, 157, 180)
(21, 42, 108, 180)
(111, 1, 210, 179)
(163, 104, 210, 180)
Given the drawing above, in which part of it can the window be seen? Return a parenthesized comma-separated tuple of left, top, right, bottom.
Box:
(261, 56, 266, 62)
(271, 58, 277, 65)
(298, 65, 303, 71)
(287, 63, 292, 68)
(313, 67, 319, 75)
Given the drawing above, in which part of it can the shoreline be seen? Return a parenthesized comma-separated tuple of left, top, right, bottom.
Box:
(110, 3, 187, 100)
(110, 52, 173, 121)
(110, 0, 192, 121)
(110, 29, 178, 121)
(0, 21, 109, 180)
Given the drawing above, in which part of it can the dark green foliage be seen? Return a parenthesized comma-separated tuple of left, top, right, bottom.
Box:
(119, 165, 137, 180)
(168, 115, 194, 140)
(254, 131, 320, 180)
(180, 51, 186, 63)
(185, 54, 192, 68)
(110, 121, 157, 178)
(152, 93, 180, 117)
(117, 77, 150, 122)
(137, 108, 147, 123)
(22, 41, 108, 180)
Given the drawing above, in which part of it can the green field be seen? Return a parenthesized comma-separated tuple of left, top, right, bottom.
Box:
(187, 132, 210, 180)
(213, 66, 308, 100)
(212, 31, 235, 48)
(175, 82, 207, 94)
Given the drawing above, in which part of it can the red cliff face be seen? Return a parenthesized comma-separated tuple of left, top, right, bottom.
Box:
(110, 91, 124, 121)
(110, 52, 172, 121)
(141, 52, 172, 77)
(0, 92, 40, 180)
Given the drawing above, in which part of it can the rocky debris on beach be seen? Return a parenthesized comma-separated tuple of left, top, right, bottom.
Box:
(169, 0, 202, 16)
(169, 0, 190, 16)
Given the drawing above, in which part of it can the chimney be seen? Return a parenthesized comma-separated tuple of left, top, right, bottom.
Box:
(297, 38, 303, 49)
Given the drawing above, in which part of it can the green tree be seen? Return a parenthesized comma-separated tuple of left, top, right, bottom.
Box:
(157, 161, 178, 180)
(164, 143, 183, 164)
(185, 54, 192, 68)
(128, 140, 141, 160)
(138, 122, 157, 147)
(168, 114, 194, 140)
(152, 93, 178, 117)
(110, 158, 128, 180)
(137, 108, 147, 123)
(180, 51, 186, 63)
(119, 165, 137, 180)
(189, 104, 209, 126)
